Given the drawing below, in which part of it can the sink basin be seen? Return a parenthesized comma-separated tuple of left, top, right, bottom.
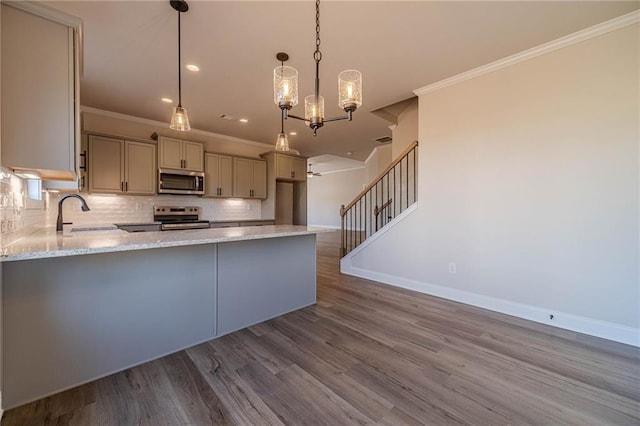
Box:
(63, 226, 125, 238)
(114, 223, 162, 233)
(71, 225, 118, 232)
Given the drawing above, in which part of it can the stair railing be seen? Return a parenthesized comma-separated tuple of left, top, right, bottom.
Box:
(340, 140, 418, 257)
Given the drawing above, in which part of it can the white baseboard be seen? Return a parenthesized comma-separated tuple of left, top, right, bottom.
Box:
(340, 263, 640, 347)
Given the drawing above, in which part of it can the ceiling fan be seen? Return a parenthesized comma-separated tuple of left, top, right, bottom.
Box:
(307, 164, 322, 178)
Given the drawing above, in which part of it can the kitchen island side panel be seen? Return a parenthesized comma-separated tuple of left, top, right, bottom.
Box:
(217, 234, 317, 336)
(2, 244, 217, 409)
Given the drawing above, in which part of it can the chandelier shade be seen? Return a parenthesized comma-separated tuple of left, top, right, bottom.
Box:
(274, 66, 299, 110)
(338, 70, 362, 111)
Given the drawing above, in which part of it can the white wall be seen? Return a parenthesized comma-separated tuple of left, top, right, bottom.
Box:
(365, 144, 392, 184)
(344, 23, 639, 345)
(392, 98, 419, 158)
(307, 168, 366, 228)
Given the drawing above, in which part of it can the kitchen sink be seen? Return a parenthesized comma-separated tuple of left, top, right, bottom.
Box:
(71, 225, 119, 232)
(114, 223, 162, 233)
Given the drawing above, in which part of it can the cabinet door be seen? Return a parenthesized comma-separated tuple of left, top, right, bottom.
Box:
(158, 137, 183, 169)
(183, 141, 204, 171)
(233, 158, 252, 198)
(251, 160, 267, 199)
(275, 154, 293, 179)
(205, 154, 233, 197)
(125, 141, 156, 195)
(1, 5, 78, 179)
(219, 155, 233, 197)
(293, 157, 307, 181)
(204, 154, 220, 197)
(88, 136, 123, 193)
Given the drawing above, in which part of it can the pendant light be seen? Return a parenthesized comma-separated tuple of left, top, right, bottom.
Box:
(275, 114, 290, 152)
(169, 0, 190, 131)
(274, 53, 291, 152)
(273, 0, 362, 136)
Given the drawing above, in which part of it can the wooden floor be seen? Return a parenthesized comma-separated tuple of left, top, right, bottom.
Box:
(3, 231, 639, 425)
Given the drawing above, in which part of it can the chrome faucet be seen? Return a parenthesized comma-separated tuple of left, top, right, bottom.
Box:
(56, 194, 90, 232)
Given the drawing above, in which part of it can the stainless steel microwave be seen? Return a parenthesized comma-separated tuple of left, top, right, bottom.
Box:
(158, 168, 205, 195)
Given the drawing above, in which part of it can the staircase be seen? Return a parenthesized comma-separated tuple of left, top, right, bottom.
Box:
(340, 141, 418, 256)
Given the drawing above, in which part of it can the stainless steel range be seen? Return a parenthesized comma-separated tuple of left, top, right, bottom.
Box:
(153, 205, 210, 231)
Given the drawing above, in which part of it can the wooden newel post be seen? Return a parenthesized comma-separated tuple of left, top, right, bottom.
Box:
(340, 205, 346, 257)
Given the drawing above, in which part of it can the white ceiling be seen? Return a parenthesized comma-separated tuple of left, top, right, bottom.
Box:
(308, 153, 366, 175)
(49, 1, 638, 161)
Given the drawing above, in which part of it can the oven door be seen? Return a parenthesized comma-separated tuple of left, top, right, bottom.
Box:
(158, 169, 205, 195)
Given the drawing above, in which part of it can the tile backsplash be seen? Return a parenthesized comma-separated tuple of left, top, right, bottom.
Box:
(0, 167, 48, 245)
(48, 192, 263, 227)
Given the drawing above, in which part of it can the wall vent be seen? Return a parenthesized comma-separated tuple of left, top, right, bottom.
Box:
(373, 136, 392, 143)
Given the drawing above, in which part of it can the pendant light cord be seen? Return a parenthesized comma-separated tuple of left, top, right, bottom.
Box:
(177, 9, 182, 107)
(314, 0, 321, 102)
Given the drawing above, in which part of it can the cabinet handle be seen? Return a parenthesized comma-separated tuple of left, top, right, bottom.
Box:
(125, 182, 128, 192)
(121, 181, 124, 191)
(79, 150, 87, 171)
(80, 176, 85, 190)
(218, 188, 221, 196)
(291, 171, 294, 178)
(181, 159, 184, 168)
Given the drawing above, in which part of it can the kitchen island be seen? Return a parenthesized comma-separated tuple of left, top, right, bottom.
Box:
(1, 225, 330, 409)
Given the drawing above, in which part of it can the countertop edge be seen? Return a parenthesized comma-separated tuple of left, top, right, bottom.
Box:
(1, 227, 336, 263)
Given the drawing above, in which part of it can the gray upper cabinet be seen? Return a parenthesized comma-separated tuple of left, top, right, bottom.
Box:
(1, 3, 81, 180)
(274, 153, 307, 182)
(204, 153, 233, 198)
(158, 136, 204, 172)
(88, 135, 156, 195)
(233, 158, 267, 199)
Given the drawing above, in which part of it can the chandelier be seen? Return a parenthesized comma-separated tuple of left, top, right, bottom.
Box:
(273, 0, 362, 136)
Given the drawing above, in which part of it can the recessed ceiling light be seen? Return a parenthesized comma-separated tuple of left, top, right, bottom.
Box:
(161, 97, 173, 103)
(346, 151, 353, 156)
(239, 118, 249, 123)
(186, 64, 200, 72)
(289, 131, 297, 136)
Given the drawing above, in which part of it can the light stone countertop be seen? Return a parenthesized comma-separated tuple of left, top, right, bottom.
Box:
(1, 225, 335, 262)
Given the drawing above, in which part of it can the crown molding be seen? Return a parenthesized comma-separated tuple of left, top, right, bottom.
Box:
(414, 10, 640, 96)
(80, 106, 273, 149)
(3, 1, 82, 28)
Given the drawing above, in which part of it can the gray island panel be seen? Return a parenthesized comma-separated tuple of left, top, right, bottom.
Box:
(3, 244, 217, 408)
(217, 234, 317, 336)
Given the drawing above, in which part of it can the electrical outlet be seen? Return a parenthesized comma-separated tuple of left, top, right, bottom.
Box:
(448, 262, 456, 274)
